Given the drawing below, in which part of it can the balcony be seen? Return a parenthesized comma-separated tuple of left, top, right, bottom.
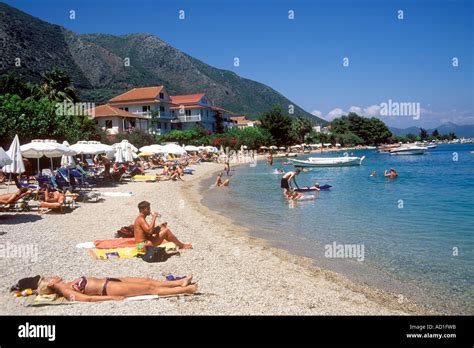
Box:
(133, 111, 175, 119)
(176, 115, 202, 123)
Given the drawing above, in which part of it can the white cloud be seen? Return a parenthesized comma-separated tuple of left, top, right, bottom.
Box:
(348, 106, 362, 114)
(311, 110, 323, 118)
(325, 108, 345, 121)
(364, 104, 381, 117)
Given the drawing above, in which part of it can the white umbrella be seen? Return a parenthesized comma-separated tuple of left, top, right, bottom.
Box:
(61, 141, 76, 169)
(140, 145, 164, 154)
(21, 139, 71, 173)
(115, 146, 124, 163)
(87, 141, 114, 154)
(162, 143, 186, 155)
(291, 145, 302, 148)
(70, 141, 103, 155)
(3, 135, 25, 174)
(269, 145, 278, 150)
(3, 135, 25, 192)
(184, 145, 199, 152)
(279, 147, 285, 150)
(260, 146, 268, 149)
(0, 147, 12, 168)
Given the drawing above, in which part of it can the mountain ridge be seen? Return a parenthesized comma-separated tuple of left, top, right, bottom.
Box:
(389, 122, 474, 138)
(0, 2, 326, 123)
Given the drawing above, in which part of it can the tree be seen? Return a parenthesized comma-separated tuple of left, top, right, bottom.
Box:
(432, 129, 439, 138)
(291, 117, 314, 143)
(40, 68, 77, 102)
(420, 128, 429, 141)
(330, 112, 392, 145)
(258, 105, 293, 145)
(0, 72, 36, 99)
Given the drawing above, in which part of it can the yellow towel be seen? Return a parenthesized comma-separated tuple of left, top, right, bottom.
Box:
(89, 242, 176, 260)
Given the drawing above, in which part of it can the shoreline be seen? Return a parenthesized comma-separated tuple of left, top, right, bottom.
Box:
(183, 162, 433, 315)
(0, 161, 433, 315)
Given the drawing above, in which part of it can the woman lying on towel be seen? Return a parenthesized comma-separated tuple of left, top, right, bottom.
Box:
(37, 274, 198, 302)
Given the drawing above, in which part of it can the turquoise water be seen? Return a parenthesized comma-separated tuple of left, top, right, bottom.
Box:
(201, 144, 474, 314)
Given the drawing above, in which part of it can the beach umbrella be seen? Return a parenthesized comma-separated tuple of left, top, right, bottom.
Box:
(70, 141, 103, 155)
(291, 145, 302, 148)
(0, 147, 12, 168)
(162, 143, 186, 155)
(2, 135, 25, 192)
(140, 145, 164, 154)
(87, 141, 114, 154)
(21, 139, 72, 173)
(115, 146, 124, 163)
(279, 147, 285, 150)
(184, 145, 200, 152)
(260, 146, 268, 149)
(3, 135, 25, 174)
(269, 145, 278, 150)
(61, 141, 76, 169)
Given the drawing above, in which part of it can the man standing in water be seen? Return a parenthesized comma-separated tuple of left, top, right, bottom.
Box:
(280, 168, 301, 197)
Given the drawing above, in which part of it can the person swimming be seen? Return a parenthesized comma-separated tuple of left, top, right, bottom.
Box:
(370, 170, 377, 177)
(384, 168, 398, 179)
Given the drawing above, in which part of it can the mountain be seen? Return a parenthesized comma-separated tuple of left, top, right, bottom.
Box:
(0, 2, 326, 124)
(390, 122, 474, 138)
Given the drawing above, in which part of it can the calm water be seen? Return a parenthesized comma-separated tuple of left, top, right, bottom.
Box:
(201, 144, 474, 314)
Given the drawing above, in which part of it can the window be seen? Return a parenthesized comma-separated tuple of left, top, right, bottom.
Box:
(159, 92, 164, 99)
(105, 120, 113, 129)
(142, 105, 150, 112)
(124, 107, 129, 112)
(185, 109, 191, 116)
(164, 123, 168, 130)
(159, 106, 165, 112)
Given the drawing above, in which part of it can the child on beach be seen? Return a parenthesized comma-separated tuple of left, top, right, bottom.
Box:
(215, 172, 230, 187)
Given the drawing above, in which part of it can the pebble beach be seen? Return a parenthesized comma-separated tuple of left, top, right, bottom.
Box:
(0, 161, 430, 315)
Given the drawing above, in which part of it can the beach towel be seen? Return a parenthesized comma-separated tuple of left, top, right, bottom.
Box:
(89, 247, 138, 260)
(94, 238, 136, 249)
(89, 243, 177, 260)
(23, 294, 76, 307)
(131, 175, 156, 180)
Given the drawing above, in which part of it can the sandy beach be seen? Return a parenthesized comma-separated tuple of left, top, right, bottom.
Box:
(0, 161, 431, 315)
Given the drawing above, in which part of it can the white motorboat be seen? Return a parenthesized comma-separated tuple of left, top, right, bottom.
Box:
(290, 156, 365, 167)
(389, 146, 427, 155)
(426, 144, 437, 149)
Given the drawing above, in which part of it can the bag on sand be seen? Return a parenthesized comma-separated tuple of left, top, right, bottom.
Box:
(140, 246, 179, 263)
(115, 225, 134, 238)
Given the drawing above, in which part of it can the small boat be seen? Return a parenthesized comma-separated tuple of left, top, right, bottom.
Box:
(377, 144, 400, 153)
(290, 156, 365, 167)
(426, 144, 437, 149)
(389, 146, 427, 155)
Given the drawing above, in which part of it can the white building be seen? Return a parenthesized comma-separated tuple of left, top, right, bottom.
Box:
(88, 104, 149, 134)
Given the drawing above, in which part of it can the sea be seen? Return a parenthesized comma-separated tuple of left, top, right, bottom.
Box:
(201, 143, 474, 314)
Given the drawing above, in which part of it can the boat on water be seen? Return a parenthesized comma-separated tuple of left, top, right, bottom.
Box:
(377, 144, 400, 153)
(426, 144, 437, 149)
(290, 156, 365, 167)
(389, 146, 427, 155)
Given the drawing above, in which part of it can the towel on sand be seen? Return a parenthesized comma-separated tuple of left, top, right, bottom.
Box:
(89, 242, 177, 260)
(94, 238, 135, 249)
(24, 294, 75, 307)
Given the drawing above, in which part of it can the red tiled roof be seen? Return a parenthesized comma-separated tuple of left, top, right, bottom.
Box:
(170, 93, 205, 105)
(230, 116, 256, 124)
(87, 104, 148, 119)
(170, 104, 208, 110)
(109, 86, 164, 103)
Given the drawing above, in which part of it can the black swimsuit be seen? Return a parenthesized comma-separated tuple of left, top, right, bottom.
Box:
(281, 177, 290, 189)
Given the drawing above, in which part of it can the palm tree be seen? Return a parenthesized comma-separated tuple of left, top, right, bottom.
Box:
(40, 68, 77, 102)
(292, 117, 314, 143)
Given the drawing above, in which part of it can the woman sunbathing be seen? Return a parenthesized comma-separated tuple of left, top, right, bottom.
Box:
(0, 187, 30, 204)
(37, 274, 198, 302)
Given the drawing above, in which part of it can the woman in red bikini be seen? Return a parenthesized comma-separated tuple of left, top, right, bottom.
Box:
(37, 275, 197, 302)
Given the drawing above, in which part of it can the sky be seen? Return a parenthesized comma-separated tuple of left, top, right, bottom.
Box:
(4, 0, 473, 128)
